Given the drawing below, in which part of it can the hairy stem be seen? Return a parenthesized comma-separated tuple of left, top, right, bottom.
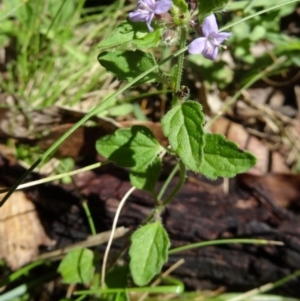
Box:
(172, 27, 187, 107)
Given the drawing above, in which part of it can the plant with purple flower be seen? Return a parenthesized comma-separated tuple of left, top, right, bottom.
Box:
(128, 0, 173, 32)
(188, 14, 231, 60)
(94, 0, 260, 290)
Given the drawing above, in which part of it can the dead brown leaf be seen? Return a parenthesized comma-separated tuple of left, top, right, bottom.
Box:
(0, 190, 55, 270)
(238, 173, 300, 209)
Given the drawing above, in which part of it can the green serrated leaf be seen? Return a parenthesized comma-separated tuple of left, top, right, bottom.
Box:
(130, 156, 161, 193)
(131, 23, 163, 49)
(98, 50, 160, 86)
(161, 101, 205, 172)
(129, 222, 170, 286)
(98, 21, 135, 50)
(200, 133, 257, 179)
(96, 125, 163, 170)
(131, 29, 163, 49)
(198, 0, 229, 18)
(98, 20, 162, 51)
(58, 248, 94, 284)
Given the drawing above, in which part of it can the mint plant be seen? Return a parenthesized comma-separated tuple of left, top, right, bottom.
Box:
(95, 0, 257, 287)
(1, 1, 298, 299)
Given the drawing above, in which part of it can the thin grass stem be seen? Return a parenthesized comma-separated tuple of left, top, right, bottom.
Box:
(101, 186, 136, 288)
(0, 162, 107, 194)
(226, 270, 300, 301)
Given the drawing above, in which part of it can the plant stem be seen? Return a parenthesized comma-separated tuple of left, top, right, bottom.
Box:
(0, 260, 50, 287)
(71, 178, 97, 236)
(143, 161, 186, 223)
(221, 0, 300, 32)
(75, 296, 86, 301)
(172, 27, 187, 107)
(160, 160, 186, 208)
(157, 162, 180, 201)
(168, 238, 284, 255)
(83, 200, 97, 235)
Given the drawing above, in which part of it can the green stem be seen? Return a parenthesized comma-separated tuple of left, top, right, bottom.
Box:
(168, 238, 284, 255)
(74, 295, 87, 301)
(71, 178, 97, 236)
(160, 46, 172, 73)
(160, 47, 172, 117)
(0, 260, 50, 287)
(157, 163, 179, 201)
(160, 160, 186, 208)
(221, 0, 300, 32)
(141, 161, 185, 224)
(82, 200, 97, 235)
(74, 285, 182, 295)
(172, 28, 187, 107)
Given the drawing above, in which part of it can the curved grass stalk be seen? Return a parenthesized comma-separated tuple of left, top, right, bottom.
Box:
(101, 186, 136, 288)
(226, 270, 300, 301)
(0, 162, 107, 194)
(221, 0, 300, 31)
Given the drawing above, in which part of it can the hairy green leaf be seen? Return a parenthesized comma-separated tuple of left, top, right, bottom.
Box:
(96, 126, 163, 170)
(129, 222, 170, 286)
(98, 50, 160, 85)
(58, 248, 94, 284)
(98, 21, 135, 50)
(130, 156, 161, 193)
(198, 0, 230, 18)
(98, 20, 162, 51)
(200, 133, 257, 179)
(161, 101, 205, 172)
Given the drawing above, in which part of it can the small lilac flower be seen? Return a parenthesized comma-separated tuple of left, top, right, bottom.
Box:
(188, 14, 232, 60)
(129, 0, 173, 32)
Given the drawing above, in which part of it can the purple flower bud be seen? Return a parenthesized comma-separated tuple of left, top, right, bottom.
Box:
(188, 14, 232, 60)
(129, 0, 173, 32)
